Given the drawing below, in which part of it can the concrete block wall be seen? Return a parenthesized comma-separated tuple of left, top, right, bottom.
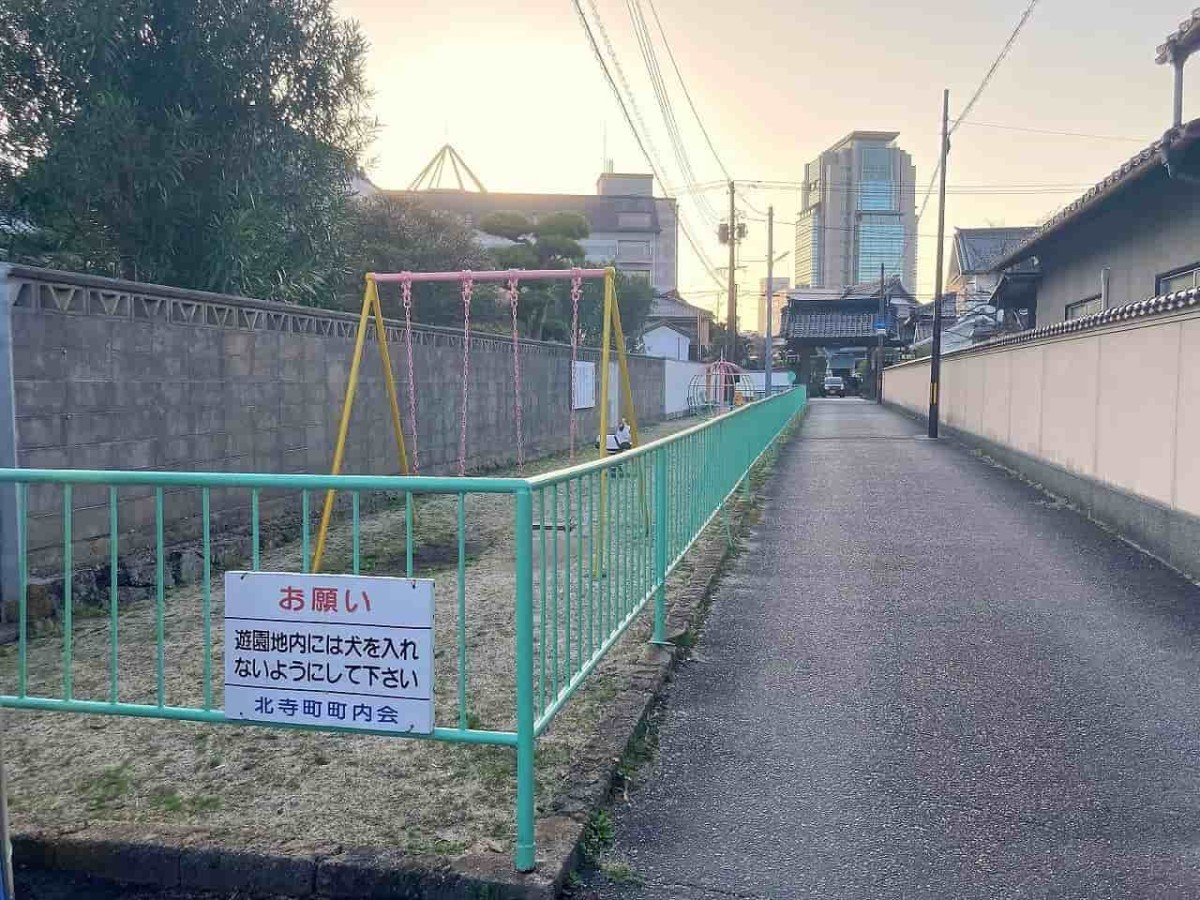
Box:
(2, 265, 666, 581)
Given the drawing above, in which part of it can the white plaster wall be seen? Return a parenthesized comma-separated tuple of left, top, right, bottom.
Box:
(1095, 324, 1178, 505)
(883, 307, 1200, 519)
(1039, 337, 1099, 478)
(1173, 318, 1200, 518)
(981, 351, 1011, 444)
(663, 359, 708, 417)
(1008, 345, 1044, 457)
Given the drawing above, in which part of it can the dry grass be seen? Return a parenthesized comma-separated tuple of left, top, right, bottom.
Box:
(0, 419, 712, 859)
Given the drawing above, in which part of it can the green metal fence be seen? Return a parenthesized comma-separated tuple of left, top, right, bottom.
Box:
(0, 386, 805, 872)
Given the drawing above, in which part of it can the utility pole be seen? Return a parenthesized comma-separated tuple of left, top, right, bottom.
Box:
(928, 88, 950, 438)
(876, 262, 885, 404)
(765, 205, 774, 398)
(726, 179, 737, 364)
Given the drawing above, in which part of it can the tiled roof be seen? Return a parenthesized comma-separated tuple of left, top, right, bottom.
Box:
(651, 295, 714, 320)
(1156, 10, 1200, 63)
(953, 227, 1037, 273)
(947, 286, 1200, 356)
(992, 118, 1200, 271)
(838, 275, 914, 301)
(908, 296, 958, 320)
(787, 311, 875, 339)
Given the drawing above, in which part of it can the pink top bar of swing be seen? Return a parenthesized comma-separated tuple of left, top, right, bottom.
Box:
(370, 268, 610, 284)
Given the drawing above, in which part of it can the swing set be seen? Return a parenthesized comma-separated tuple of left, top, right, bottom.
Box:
(310, 266, 642, 571)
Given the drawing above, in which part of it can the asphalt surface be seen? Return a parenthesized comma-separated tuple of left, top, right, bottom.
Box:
(580, 398, 1200, 899)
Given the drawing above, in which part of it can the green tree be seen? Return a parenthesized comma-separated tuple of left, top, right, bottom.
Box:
(576, 271, 654, 353)
(0, 0, 373, 305)
(707, 322, 753, 365)
(478, 210, 588, 340)
(339, 195, 501, 327)
(476, 210, 653, 346)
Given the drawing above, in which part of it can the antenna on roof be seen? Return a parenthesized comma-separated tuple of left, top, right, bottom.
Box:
(408, 144, 487, 192)
(1157, 10, 1200, 127)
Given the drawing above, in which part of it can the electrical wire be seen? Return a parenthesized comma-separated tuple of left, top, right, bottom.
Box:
(675, 180, 1095, 195)
(571, 0, 724, 287)
(953, 0, 1044, 132)
(583, 0, 723, 258)
(625, 0, 721, 226)
(900, 0, 1044, 281)
(956, 121, 1146, 143)
(644, 0, 730, 182)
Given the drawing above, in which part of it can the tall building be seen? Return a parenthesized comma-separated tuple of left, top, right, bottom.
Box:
(757, 276, 790, 337)
(793, 131, 916, 292)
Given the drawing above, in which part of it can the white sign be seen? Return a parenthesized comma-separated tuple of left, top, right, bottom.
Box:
(572, 360, 596, 410)
(223, 572, 435, 734)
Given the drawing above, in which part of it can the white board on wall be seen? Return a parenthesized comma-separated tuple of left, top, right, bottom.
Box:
(573, 360, 596, 410)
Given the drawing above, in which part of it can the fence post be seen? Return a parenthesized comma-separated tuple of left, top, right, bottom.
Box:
(0, 265, 19, 622)
(652, 448, 668, 644)
(513, 487, 537, 873)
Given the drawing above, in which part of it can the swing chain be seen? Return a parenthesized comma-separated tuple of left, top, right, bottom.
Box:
(458, 274, 474, 477)
(569, 271, 583, 460)
(401, 277, 420, 473)
(507, 278, 525, 469)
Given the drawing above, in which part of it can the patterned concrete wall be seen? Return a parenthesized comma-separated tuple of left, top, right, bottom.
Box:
(2, 265, 665, 579)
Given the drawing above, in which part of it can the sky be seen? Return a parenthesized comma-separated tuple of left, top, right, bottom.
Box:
(336, 0, 1200, 330)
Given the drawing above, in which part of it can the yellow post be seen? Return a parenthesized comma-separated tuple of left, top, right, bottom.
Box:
(597, 269, 615, 462)
(312, 283, 374, 571)
(593, 269, 616, 571)
(368, 277, 411, 476)
(609, 294, 650, 530)
(609, 296, 641, 447)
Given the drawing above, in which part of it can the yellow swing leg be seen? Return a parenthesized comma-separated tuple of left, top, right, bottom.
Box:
(593, 268, 646, 569)
(312, 277, 410, 573)
(594, 270, 615, 573)
(609, 296, 649, 532)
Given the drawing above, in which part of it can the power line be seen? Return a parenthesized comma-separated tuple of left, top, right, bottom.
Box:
(672, 179, 1094, 195)
(957, 120, 1146, 143)
(953, 0, 1043, 131)
(644, 0, 731, 182)
(903, 0, 1043, 282)
(571, 0, 724, 288)
(583, 0, 726, 281)
(743, 217, 958, 240)
(625, 0, 721, 226)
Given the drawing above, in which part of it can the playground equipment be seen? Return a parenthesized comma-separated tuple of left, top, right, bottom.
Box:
(687, 358, 757, 417)
(0, 387, 805, 875)
(311, 266, 642, 571)
(0, 260, 807, 877)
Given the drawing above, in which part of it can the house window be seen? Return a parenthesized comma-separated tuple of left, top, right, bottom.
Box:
(1156, 261, 1200, 295)
(858, 146, 896, 211)
(856, 213, 904, 283)
(1065, 295, 1103, 320)
(617, 212, 652, 230)
(617, 240, 651, 263)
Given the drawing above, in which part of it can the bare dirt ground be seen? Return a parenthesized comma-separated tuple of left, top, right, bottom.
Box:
(0, 419, 713, 862)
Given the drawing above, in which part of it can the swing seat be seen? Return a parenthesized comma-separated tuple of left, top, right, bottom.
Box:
(595, 435, 632, 454)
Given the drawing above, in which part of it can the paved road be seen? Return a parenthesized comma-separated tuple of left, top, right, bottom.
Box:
(582, 399, 1200, 899)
